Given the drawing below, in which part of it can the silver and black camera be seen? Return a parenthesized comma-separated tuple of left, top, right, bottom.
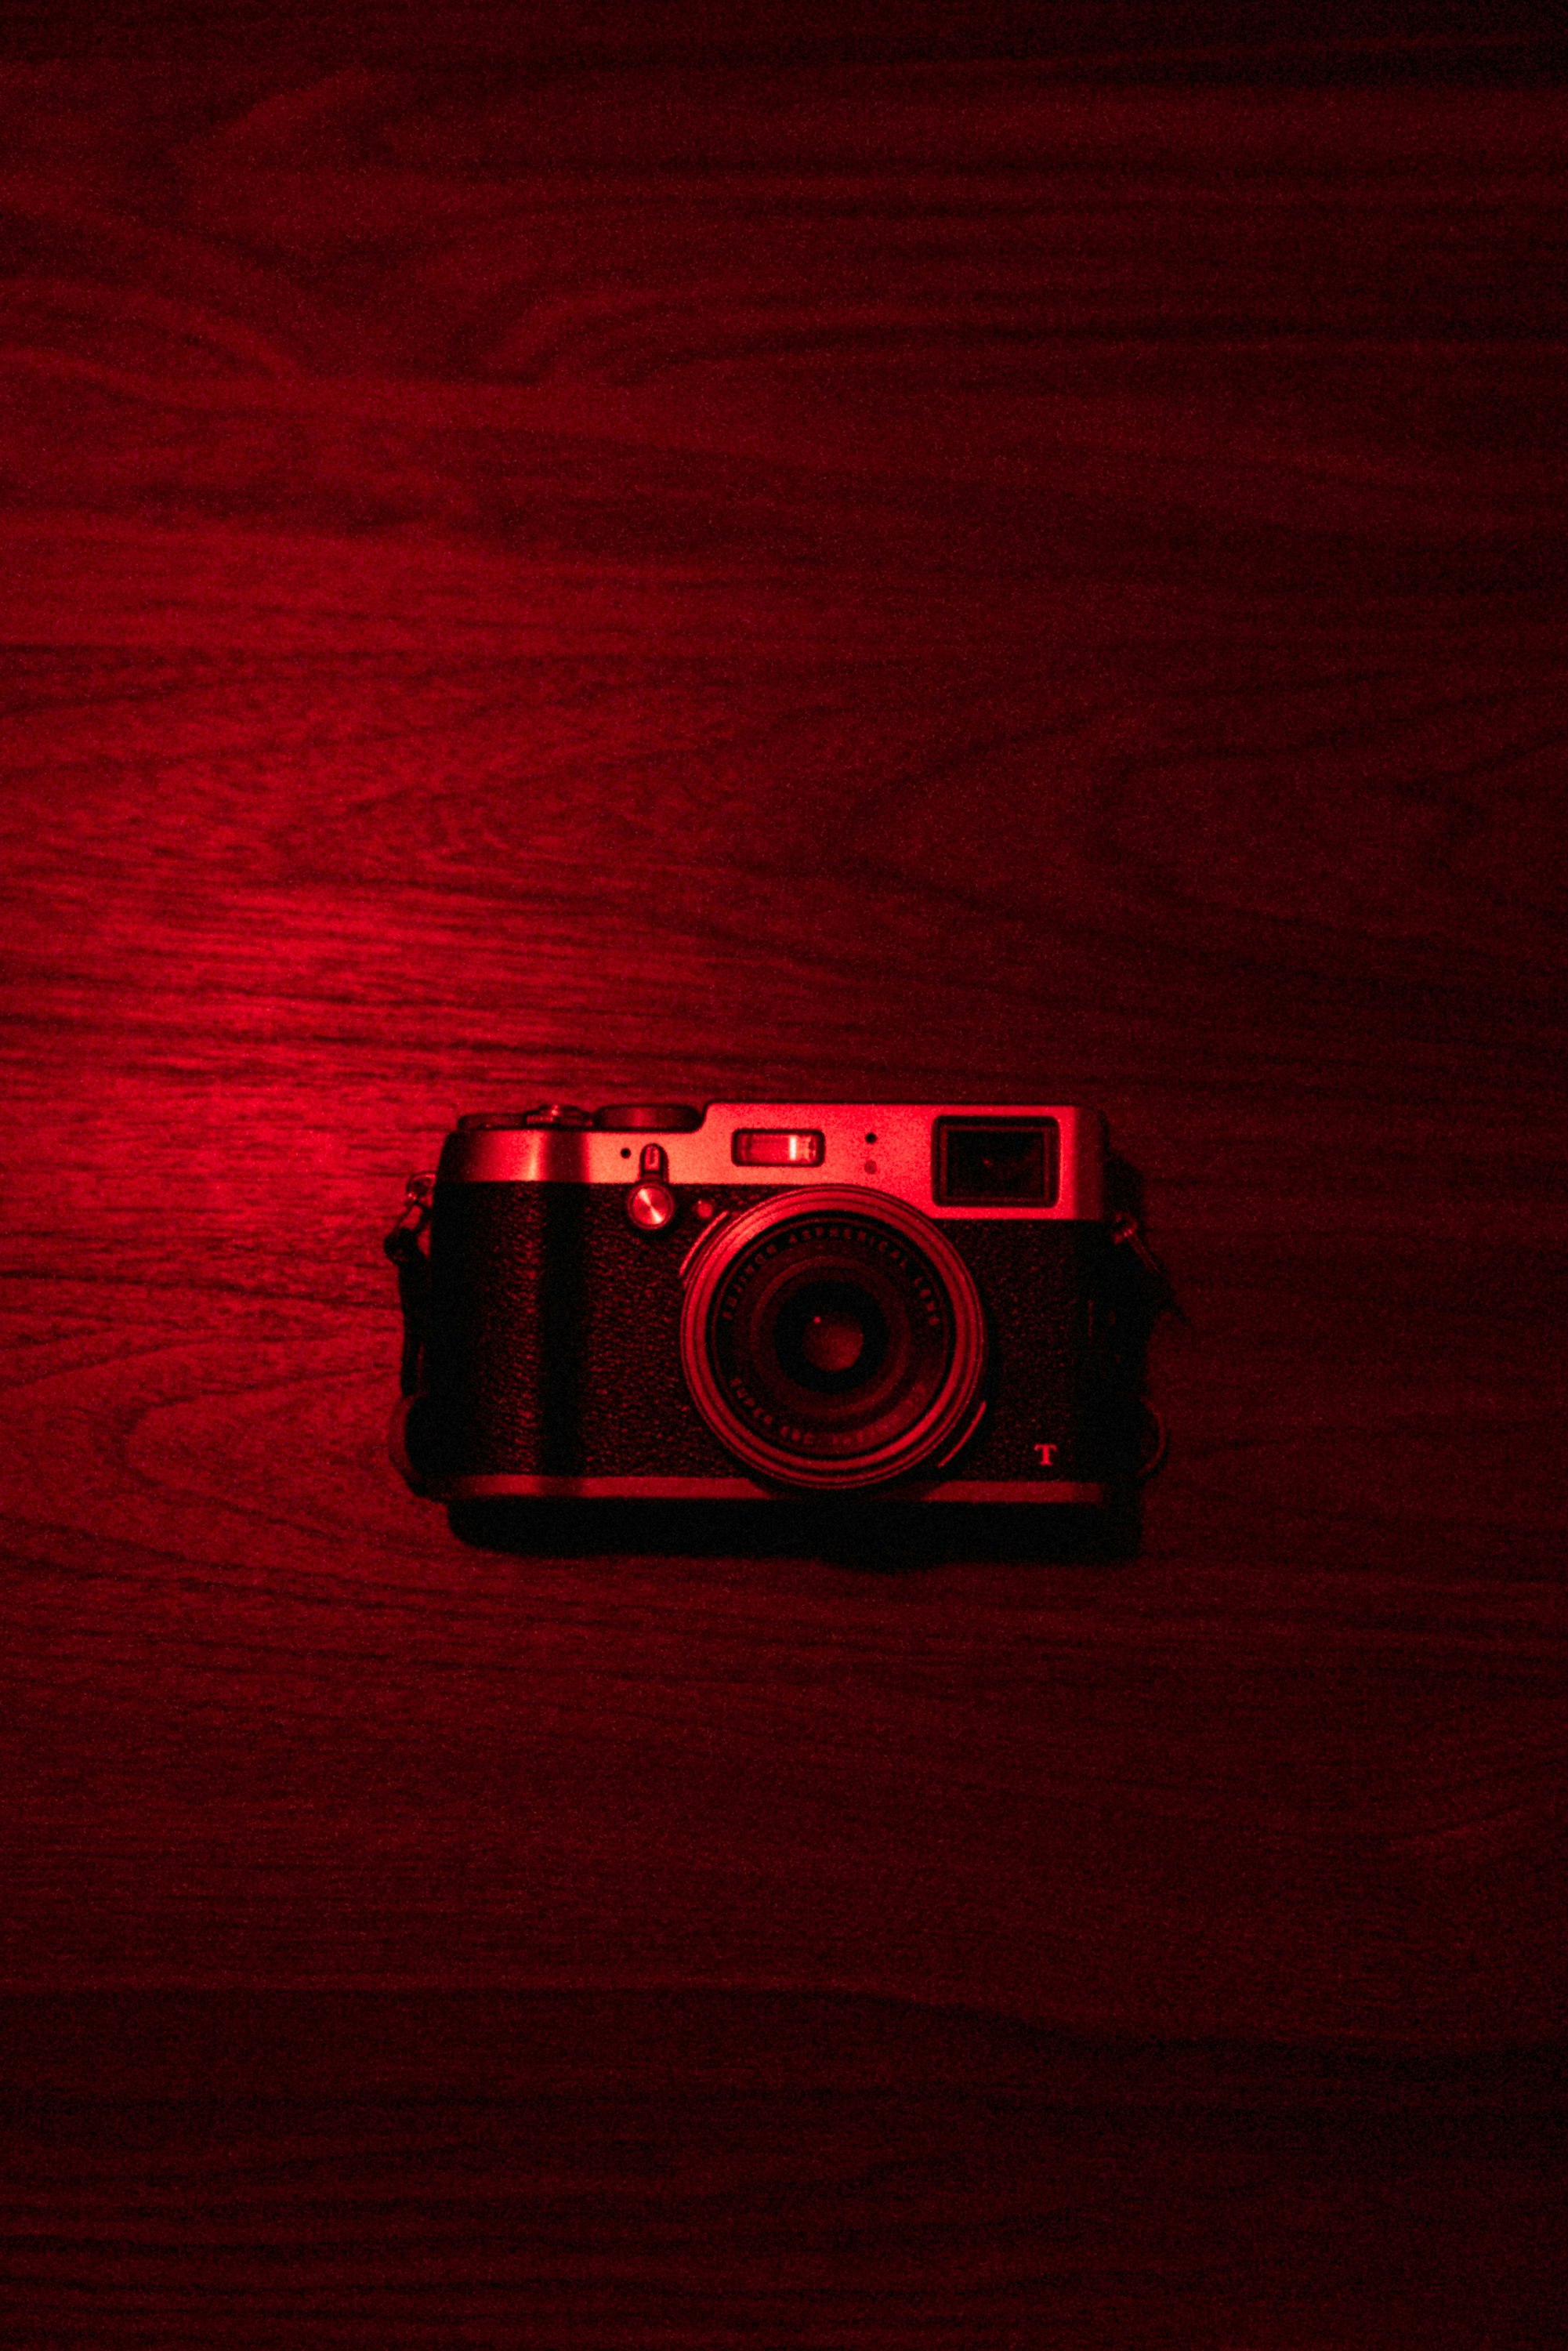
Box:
(389, 1099, 1157, 1512)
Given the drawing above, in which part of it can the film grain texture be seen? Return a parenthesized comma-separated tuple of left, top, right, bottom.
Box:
(2, 9, 1566, 2345)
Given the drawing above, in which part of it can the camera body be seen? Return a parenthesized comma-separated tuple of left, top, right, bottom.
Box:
(397, 1099, 1124, 1505)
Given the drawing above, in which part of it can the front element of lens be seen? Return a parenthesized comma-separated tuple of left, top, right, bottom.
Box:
(679, 1188, 986, 1489)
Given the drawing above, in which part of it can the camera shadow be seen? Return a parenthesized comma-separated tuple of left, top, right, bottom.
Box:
(446, 1491, 1143, 1571)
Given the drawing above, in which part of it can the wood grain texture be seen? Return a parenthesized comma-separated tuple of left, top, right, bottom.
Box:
(7, 2045, 1566, 2348)
(5, 1992, 1566, 2348)
(2, 16, 1566, 2342)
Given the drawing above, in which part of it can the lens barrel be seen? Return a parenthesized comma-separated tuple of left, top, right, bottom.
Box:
(679, 1187, 986, 1489)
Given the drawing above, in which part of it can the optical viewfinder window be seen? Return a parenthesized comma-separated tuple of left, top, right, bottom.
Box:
(935, 1118, 1058, 1205)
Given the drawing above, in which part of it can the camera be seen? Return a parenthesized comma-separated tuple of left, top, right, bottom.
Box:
(389, 1099, 1152, 1513)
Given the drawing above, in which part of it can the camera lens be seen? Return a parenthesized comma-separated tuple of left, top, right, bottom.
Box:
(679, 1189, 986, 1490)
(773, 1281, 888, 1389)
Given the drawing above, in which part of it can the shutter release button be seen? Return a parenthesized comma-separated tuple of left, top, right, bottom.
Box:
(626, 1143, 675, 1230)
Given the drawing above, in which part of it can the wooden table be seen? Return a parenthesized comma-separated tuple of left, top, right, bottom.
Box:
(3, 13, 1564, 2343)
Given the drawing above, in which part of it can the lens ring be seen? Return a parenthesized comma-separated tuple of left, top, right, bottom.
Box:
(679, 1187, 986, 1489)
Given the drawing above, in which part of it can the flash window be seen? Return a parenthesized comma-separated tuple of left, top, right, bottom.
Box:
(733, 1128, 825, 1167)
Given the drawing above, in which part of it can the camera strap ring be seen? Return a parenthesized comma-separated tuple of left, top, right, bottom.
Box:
(1136, 1404, 1168, 1480)
(1109, 1212, 1176, 1480)
(384, 1174, 435, 1397)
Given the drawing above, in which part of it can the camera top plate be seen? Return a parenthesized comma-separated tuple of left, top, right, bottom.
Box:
(436, 1103, 1105, 1222)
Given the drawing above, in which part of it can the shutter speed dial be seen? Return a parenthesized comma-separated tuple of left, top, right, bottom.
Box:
(595, 1104, 701, 1132)
(458, 1103, 703, 1134)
